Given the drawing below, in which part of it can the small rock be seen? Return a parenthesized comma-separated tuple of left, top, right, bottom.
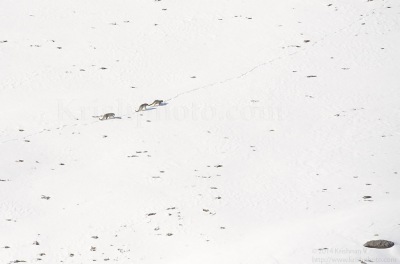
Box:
(363, 240, 394, 249)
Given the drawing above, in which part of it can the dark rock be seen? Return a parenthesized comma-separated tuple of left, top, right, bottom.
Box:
(363, 240, 394, 249)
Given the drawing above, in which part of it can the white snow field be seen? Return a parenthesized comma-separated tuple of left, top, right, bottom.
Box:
(1, 0, 400, 263)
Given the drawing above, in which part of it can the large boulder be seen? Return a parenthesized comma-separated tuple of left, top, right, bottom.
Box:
(363, 240, 394, 249)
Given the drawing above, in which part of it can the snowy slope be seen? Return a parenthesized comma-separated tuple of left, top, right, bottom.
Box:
(1, 0, 400, 263)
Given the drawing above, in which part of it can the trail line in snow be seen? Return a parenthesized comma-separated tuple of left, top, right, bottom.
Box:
(0, 0, 389, 145)
(164, 0, 389, 103)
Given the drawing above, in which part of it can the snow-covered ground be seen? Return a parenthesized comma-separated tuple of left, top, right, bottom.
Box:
(1, 0, 400, 263)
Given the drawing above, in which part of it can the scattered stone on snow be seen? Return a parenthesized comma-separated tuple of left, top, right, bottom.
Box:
(363, 240, 394, 249)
